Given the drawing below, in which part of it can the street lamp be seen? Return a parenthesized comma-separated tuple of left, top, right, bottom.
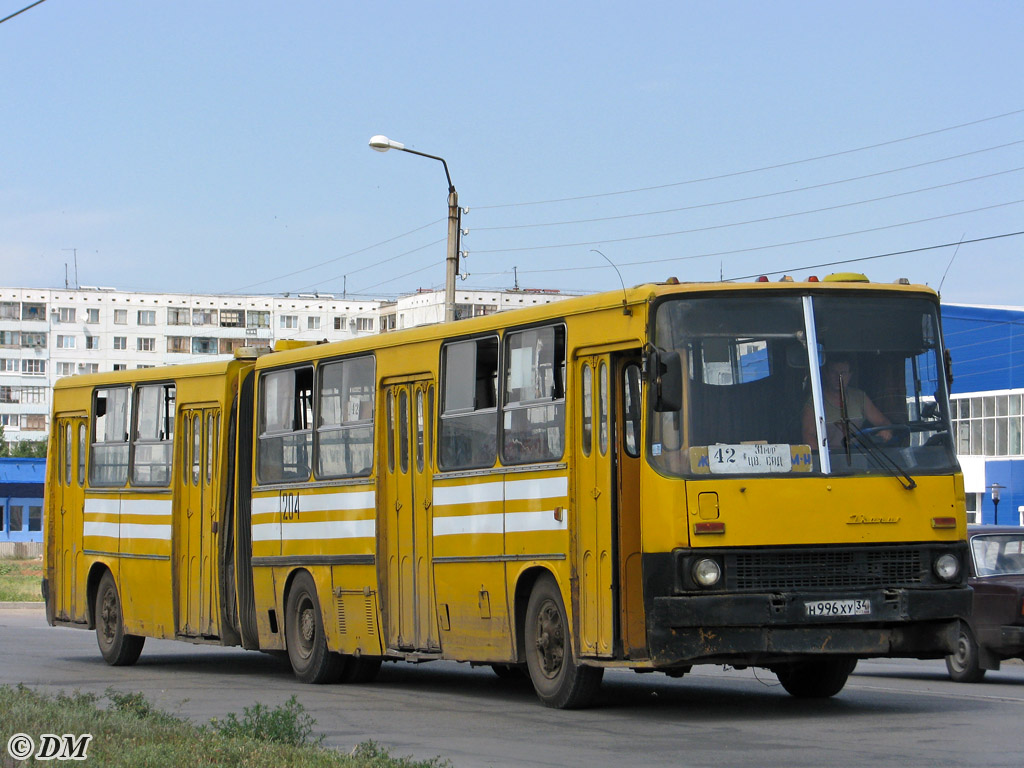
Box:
(369, 135, 461, 323)
(990, 482, 1005, 525)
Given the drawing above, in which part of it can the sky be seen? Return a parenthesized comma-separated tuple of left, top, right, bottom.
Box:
(1, 1, 1022, 305)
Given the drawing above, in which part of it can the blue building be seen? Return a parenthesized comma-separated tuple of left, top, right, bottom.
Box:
(0, 457, 45, 543)
(942, 304, 1024, 526)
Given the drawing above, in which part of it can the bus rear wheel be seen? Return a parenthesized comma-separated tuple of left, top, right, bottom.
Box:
(524, 575, 603, 708)
(773, 657, 857, 698)
(285, 572, 344, 684)
(95, 572, 144, 666)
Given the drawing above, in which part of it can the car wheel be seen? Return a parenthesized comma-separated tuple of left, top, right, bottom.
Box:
(95, 572, 145, 666)
(946, 623, 986, 683)
(774, 657, 857, 698)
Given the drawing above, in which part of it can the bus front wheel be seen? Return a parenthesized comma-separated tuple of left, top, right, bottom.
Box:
(524, 575, 603, 708)
(773, 657, 857, 698)
(285, 572, 344, 684)
(95, 572, 144, 666)
(946, 623, 986, 683)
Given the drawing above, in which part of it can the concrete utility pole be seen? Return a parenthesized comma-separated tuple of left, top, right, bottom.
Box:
(369, 135, 460, 323)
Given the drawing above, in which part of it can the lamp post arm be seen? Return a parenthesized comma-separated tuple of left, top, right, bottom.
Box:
(394, 147, 454, 192)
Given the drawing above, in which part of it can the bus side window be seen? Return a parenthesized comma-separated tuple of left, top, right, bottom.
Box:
(317, 355, 375, 478)
(502, 325, 566, 465)
(91, 386, 131, 487)
(439, 336, 498, 471)
(257, 367, 314, 484)
(132, 383, 175, 486)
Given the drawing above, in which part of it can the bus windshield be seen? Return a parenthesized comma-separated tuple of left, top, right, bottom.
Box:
(649, 293, 958, 478)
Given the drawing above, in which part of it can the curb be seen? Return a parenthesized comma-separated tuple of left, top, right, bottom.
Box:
(0, 602, 44, 609)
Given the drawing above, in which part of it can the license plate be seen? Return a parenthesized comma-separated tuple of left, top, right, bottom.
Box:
(804, 599, 871, 617)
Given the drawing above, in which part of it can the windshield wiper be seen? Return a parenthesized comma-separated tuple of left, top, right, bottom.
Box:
(845, 420, 917, 490)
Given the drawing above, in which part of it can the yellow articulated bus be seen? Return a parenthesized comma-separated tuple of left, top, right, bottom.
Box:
(44, 275, 971, 708)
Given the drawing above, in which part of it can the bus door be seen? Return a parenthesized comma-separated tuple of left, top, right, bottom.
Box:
(53, 416, 87, 621)
(575, 351, 645, 658)
(176, 407, 220, 637)
(380, 378, 438, 652)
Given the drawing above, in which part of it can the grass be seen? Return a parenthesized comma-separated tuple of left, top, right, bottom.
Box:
(0, 556, 43, 602)
(0, 686, 451, 768)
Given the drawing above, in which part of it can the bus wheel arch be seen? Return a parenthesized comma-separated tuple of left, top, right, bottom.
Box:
(282, 569, 344, 684)
(85, 562, 113, 630)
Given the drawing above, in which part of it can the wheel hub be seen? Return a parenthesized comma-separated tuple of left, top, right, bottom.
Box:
(534, 601, 564, 677)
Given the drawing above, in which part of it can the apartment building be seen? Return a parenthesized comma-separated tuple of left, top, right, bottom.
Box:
(0, 287, 381, 445)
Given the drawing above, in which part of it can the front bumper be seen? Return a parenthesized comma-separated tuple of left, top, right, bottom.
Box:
(647, 587, 971, 665)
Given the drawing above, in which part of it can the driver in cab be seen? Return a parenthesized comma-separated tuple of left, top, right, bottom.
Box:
(802, 356, 892, 449)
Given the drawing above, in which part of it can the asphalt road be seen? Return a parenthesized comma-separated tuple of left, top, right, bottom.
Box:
(2, 606, 1022, 767)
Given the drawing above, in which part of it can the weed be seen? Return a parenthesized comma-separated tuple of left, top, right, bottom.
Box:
(210, 695, 321, 747)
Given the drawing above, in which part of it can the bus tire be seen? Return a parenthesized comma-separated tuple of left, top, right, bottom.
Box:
(95, 572, 145, 666)
(339, 655, 382, 684)
(774, 657, 856, 698)
(285, 572, 344, 684)
(946, 623, 985, 683)
(524, 575, 603, 709)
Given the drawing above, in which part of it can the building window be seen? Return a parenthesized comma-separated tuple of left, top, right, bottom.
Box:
(57, 362, 75, 377)
(114, 309, 127, 324)
(21, 303, 45, 321)
(280, 315, 298, 330)
(193, 309, 217, 326)
(113, 336, 127, 350)
(22, 414, 45, 431)
(113, 364, 127, 371)
(308, 316, 321, 331)
(79, 363, 99, 374)
(0, 414, 17, 427)
(247, 310, 270, 329)
(21, 332, 46, 348)
(167, 336, 190, 353)
(439, 336, 498, 470)
(0, 386, 17, 403)
(9, 506, 22, 530)
(137, 337, 156, 352)
(192, 337, 217, 354)
(0, 302, 18, 319)
(57, 307, 76, 323)
(220, 309, 243, 327)
(952, 393, 1024, 457)
(86, 308, 100, 323)
(85, 336, 99, 350)
(355, 317, 374, 332)
(167, 307, 190, 325)
(137, 310, 156, 326)
(22, 359, 45, 376)
(0, 359, 17, 372)
(28, 506, 42, 532)
(21, 387, 46, 404)
(219, 338, 247, 354)
(0, 331, 19, 347)
(56, 335, 76, 349)
(333, 316, 345, 330)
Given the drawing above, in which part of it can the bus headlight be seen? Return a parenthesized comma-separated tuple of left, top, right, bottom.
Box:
(692, 558, 722, 588)
(934, 553, 961, 582)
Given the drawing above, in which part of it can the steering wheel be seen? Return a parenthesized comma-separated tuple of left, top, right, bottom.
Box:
(858, 423, 910, 446)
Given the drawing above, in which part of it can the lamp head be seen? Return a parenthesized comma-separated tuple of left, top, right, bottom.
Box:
(369, 135, 405, 152)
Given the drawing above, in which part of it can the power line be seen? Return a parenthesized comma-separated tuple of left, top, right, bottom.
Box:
(472, 198, 1024, 257)
(294, 237, 445, 293)
(475, 107, 1024, 210)
(725, 231, 1024, 282)
(0, 0, 47, 25)
(226, 218, 444, 293)
(473, 141, 1024, 232)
